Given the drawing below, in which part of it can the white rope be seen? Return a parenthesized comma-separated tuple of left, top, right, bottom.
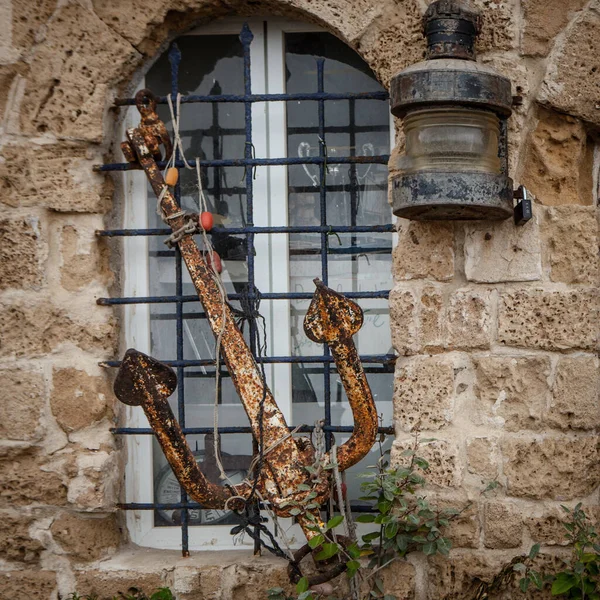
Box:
(163, 92, 230, 483)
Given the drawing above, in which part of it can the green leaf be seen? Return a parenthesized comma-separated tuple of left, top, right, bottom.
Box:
(423, 542, 436, 555)
(362, 532, 380, 543)
(551, 574, 577, 595)
(385, 522, 399, 539)
(519, 577, 530, 593)
(296, 577, 309, 594)
(436, 537, 451, 556)
(581, 553, 597, 563)
(513, 563, 527, 573)
(315, 542, 339, 561)
(347, 543, 361, 559)
(297, 483, 311, 491)
(356, 514, 376, 524)
(326, 515, 344, 530)
(346, 559, 360, 579)
(530, 571, 543, 590)
(308, 534, 324, 549)
(289, 508, 302, 516)
(529, 543, 541, 560)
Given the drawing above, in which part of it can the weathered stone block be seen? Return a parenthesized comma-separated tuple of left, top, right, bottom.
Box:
(11, 0, 58, 54)
(0, 64, 27, 123)
(60, 225, 112, 291)
(420, 286, 445, 352)
(473, 356, 550, 431)
(389, 285, 445, 355)
(437, 498, 480, 549)
(446, 290, 491, 350)
(389, 287, 417, 355)
(67, 451, 119, 510)
(498, 289, 598, 351)
(0, 143, 112, 213)
(502, 436, 600, 499)
(379, 559, 416, 599)
(483, 501, 523, 548)
(538, 6, 600, 126)
(521, 0, 587, 56)
(393, 221, 454, 282)
(427, 550, 506, 600)
(394, 356, 455, 431)
(51, 368, 111, 432)
(0, 367, 46, 442)
(0, 446, 67, 507)
(547, 356, 600, 430)
(355, 2, 425, 87)
(541, 206, 599, 285)
(464, 218, 542, 283)
(521, 108, 594, 206)
(0, 297, 117, 358)
(525, 507, 572, 546)
(0, 571, 57, 600)
(0, 511, 45, 563)
(92, 0, 230, 56)
(51, 513, 120, 561)
(392, 439, 461, 488)
(474, 0, 518, 53)
(466, 438, 498, 480)
(21, 2, 141, 140)
(0, 216, 46, 291)
(74, 570, 165, 600)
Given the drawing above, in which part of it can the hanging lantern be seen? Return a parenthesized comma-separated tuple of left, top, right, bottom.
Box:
(390, 0, 515, 220)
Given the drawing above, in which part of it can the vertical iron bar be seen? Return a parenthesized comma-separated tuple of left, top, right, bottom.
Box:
(169, 43, 190, 558)
(317, 59, 332, 467)
(240, 22, 261, 556)
(349, 98, 358, 286)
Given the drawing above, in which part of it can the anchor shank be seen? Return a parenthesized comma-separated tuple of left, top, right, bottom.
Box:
(127, 127, 307, 498)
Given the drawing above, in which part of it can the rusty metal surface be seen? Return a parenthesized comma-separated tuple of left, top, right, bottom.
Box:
(114, 349, 249, 510)
(392, 170, 514, 221)
(113, 90, 380, 569)
(304, 279, 378, 472)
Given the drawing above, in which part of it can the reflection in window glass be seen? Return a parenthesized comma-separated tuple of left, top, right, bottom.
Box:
(285, 32, 392, 505)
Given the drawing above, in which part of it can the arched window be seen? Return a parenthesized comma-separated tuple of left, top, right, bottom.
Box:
(117, 17, 394, 551)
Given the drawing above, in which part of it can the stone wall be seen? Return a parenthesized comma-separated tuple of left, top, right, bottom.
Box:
(0, 0, 598, 599)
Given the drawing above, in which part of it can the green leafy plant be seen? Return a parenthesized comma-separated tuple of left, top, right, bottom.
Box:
(266, 437, 458, 600)
(509, 504, 600, 599)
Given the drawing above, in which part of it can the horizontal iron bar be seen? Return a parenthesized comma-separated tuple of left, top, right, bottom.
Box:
(97, 290, 390, 305)
(118, 502, 380, 513)
(93, 155, 390, 172)
(100, 354, 397, 368)
(114, 91, 389, 106)
(151, 246, 391, 258)
(96, 224, 396, 237)
(181, 366, 394, 377)
(111, 425, 394, 435)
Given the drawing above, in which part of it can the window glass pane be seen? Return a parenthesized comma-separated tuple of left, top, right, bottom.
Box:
(285, 31, 393, 496)
(145, 34, 253, 527)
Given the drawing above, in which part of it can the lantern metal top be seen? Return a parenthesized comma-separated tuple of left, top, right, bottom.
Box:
(424, 0, 482, 60)
(390, 0, 513, 118)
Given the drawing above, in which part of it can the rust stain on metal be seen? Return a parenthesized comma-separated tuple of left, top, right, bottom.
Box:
(112, 90, 380, 573)
(304, 278, 378, 471)
(114, 349, 248, 510)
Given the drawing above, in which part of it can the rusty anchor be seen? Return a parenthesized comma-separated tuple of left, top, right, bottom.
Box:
(114, 89, 379, 581)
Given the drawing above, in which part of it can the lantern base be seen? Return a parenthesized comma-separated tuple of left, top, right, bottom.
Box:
(392, 171, 513, 221)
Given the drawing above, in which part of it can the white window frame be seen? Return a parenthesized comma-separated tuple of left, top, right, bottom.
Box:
(121, 17, 395, 551)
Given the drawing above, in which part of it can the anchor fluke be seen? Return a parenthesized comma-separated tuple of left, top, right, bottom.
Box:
(304, 278, 363, 344)
(114, 348, 177, 407)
